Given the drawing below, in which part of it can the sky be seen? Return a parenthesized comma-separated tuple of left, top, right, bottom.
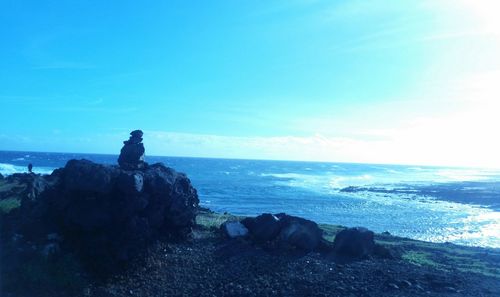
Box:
(1, 0, 500, 168)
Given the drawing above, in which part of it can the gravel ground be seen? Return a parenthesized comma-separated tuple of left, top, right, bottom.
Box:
(91, 226, 500, 297)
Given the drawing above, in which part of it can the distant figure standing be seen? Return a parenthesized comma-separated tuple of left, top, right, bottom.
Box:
(28, 163, 33, 173)
(118, 130, 147, 170)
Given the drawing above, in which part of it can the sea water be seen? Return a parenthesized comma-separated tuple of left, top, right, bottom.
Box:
(1, 150, 499, 248)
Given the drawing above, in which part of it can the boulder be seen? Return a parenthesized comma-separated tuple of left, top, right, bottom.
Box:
(241, 213, 324, 251)
(221, 221, 249, 238)
(276, 214, 323, 251)
(241, 213, 281, 242)
(333, 227, 375, 258)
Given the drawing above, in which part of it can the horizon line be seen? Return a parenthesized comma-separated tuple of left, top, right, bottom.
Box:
(0, 148, 496, 170)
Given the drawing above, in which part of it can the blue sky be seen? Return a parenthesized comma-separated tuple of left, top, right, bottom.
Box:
(1, 0, 500, 167)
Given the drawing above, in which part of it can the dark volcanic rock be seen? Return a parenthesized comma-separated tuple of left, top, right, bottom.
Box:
(63, 159, 120, 193)
(6, 173, 52, 203)
(143, 163, 199, 234)
(118, 130, 146, 170)
(221, 221, 249, 238)
(117, 171, 144, 194)
(7, 159, 199, 273)
(276, 214, 323, 251)
(241, 213, 324, 251)
(333, 227, 375, 258)
(241, 213, 281, 242)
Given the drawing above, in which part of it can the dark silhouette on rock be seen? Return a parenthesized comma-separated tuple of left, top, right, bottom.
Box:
(333, 227, 375, 258)
(5, 159, 199, 274)
(27, 163, 33, 173)
(118, 130, 146, 170)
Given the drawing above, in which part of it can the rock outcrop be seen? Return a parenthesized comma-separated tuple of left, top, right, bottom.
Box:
(4, 172, 53, 203)
(6, 159, 199, 273)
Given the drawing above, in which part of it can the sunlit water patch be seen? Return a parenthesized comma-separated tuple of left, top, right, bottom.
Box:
(254, 167, 500, 248)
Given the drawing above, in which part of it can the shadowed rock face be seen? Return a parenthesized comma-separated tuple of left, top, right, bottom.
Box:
(276, 213, 324, 251)
(10, 159, 199, 273)
(333, 227, 375, 259)
(241, 213, 324, 251)
(241, 213, 282, 243)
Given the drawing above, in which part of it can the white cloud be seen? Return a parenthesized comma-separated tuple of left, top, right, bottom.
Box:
(436, 0, 500, 37)
(145, 130, 365, 162)
(142, 127, 500, 168)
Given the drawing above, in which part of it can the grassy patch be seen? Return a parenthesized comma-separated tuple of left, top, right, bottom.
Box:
(444, 253, 500, 277)
(402, 251, 438, 267)
(0, 179, 27, 214)
(397, 241, 500, 278)
(0, 179, 13, 192)
(318, 224, 345, 242)
(0, 179, 26, 194)
(196, 209, 241, 229)
(0, 197, 20, 214)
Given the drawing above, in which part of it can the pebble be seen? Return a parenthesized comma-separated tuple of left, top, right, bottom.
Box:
(387, 283, 400, 290)
(400, 280, 412, 287)
(444, 286, 457, 292)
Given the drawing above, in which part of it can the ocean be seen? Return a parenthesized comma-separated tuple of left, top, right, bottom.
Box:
(1, 150, 499, 248)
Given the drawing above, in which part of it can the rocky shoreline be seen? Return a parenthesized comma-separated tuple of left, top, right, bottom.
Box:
(95, 211, 500, 297)
(1, 159, 499, 296)
(85, 208, 499, 297)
